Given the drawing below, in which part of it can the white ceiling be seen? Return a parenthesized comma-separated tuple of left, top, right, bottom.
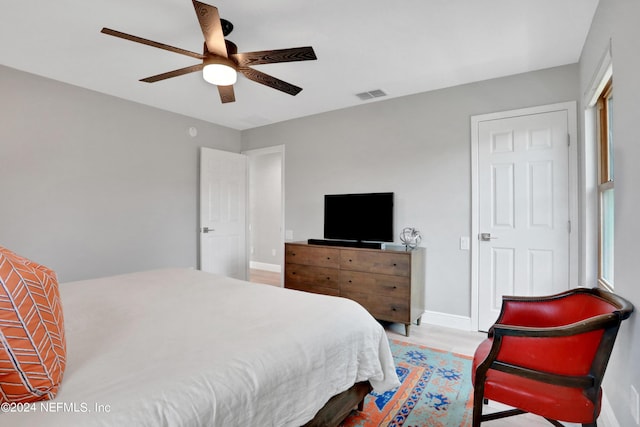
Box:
(1, 0, 598, 130)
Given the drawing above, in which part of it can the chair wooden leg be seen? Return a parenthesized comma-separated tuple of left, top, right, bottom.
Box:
(472, 383, 485, 427)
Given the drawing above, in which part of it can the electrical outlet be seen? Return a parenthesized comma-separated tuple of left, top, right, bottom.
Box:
(631, 385, 640, 424)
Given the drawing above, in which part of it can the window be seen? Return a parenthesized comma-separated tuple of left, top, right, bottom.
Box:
(598, 78, 614, 289)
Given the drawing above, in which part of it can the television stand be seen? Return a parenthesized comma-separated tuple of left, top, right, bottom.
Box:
(307, 239, 383, 249)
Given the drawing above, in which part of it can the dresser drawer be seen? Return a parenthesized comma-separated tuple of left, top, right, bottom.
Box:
(285, 282, 340, 296)
(340, 289, 410, 323)
(284, 263, 340, 295)
(339, 270, 410, 298)
(285, 245, 340, 268)
(340, 250, 410, 276)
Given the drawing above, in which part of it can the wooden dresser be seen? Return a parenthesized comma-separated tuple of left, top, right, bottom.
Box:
(284, 242, 425, 336)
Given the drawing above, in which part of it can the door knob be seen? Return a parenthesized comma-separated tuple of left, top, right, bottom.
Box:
(479, 233, 497, 241)
(202, 226, 215, 233)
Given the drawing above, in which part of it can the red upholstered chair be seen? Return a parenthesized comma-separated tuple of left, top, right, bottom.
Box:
(472, 288, 633, 427)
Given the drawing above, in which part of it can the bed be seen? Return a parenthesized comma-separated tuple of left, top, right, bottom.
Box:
(2, 268, 399, 426)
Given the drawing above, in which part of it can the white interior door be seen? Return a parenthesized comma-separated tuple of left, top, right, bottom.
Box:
(476, 109, 571, 331)
(199, 147, 247, 280)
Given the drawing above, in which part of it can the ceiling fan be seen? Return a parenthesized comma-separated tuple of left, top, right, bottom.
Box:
(101, 0, 317, 103)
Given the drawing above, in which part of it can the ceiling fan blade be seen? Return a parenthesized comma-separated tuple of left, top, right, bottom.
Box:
(101, 28, 205, 60)
(140, 64, 205, 83)
(100, 28, 205, 59)
(239, 67, 302, 96)
(192, 0, 228, 58)
(218, 85, 236, 103)
(233, 47, 317, 67)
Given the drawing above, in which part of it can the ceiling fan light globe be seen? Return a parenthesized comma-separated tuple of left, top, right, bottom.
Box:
(203, 64, 237, 86)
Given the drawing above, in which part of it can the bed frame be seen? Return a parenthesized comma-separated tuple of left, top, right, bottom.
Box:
(302, 381, 372, 427)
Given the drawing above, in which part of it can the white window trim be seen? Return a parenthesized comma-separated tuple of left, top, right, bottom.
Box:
(581, 43, 612, 289)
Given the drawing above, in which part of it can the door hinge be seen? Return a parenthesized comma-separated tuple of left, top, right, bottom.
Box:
(568, 220, 571, 233)
(567, 134, 570, 146)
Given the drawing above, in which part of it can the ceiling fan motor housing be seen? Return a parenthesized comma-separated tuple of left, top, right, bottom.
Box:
(220, 18, 233, 36)
(203, 46, 237, 70)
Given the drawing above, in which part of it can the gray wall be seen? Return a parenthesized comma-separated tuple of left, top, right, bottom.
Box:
(0, 65, 241, 282)
(579, 0, 640, 425)
(242, 64, 579, 318)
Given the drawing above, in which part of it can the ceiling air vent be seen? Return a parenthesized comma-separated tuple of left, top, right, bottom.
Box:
(356, 89, 387, 101)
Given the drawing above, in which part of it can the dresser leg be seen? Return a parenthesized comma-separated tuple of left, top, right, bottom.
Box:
(416, 316, 422, 326)
(404, 324, 411, 337)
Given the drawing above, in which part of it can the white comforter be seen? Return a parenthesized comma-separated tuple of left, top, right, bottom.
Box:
(3, 268, 399, 426)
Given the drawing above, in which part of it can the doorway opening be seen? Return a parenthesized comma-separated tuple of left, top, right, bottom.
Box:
(244, 145, 285, 287)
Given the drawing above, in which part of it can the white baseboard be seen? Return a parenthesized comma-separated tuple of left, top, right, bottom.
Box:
(249, 261, 281, 273)
(421, 310, 472, 331)
(600, 391, 620, 427)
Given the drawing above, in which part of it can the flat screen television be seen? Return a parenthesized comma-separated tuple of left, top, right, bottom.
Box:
(324, 192, 394, 243)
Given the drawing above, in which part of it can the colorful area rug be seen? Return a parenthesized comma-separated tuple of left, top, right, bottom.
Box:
(342, 339, 473, 427)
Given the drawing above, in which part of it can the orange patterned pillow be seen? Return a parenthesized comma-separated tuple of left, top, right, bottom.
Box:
(0, 246, 66, 403)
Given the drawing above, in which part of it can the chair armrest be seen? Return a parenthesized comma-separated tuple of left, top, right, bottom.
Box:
(489, 358, 596, 389)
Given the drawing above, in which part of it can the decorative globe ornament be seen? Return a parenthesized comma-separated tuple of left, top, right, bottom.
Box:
(400, 227, 422, 249)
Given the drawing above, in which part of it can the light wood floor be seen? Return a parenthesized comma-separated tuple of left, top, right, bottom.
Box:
(249, 269, 281, 287)
(249, 269, 577, 426)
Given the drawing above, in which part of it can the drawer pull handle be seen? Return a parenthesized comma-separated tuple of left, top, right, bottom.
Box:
(348, 280, 353, 283)
(392, 307, 397, 311)
(326, 277, 331, 280)
(349, 259, 353, 262)
(393, 263, 397, 267)
(327, 257, 331, 260)
(393, 286, 397, 289)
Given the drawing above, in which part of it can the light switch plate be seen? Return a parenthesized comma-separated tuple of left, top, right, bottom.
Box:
(460, 236, 470, 250)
